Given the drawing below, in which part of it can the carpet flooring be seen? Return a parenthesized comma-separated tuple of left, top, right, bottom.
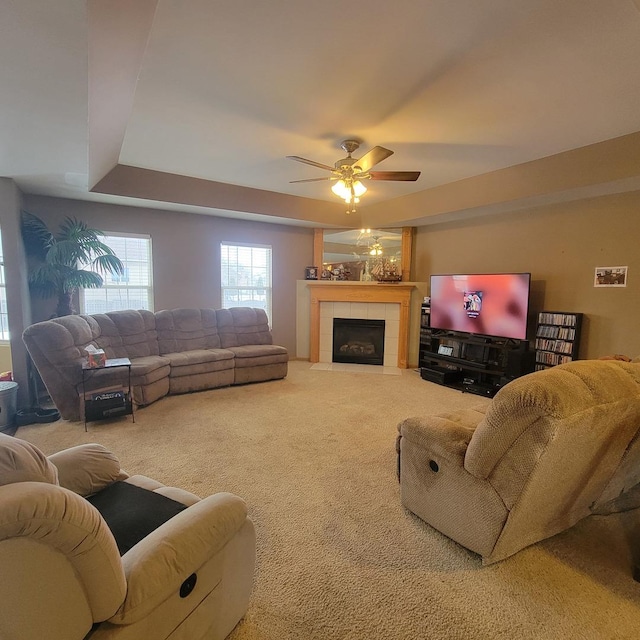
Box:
(17, 361, 640, 639)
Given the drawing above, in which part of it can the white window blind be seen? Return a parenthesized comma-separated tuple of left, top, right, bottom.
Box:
(220, 243, 272, 324)
(81, 234, 153, 313)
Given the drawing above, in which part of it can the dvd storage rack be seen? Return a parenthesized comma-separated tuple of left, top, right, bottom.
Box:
(535, 311, 583, 371)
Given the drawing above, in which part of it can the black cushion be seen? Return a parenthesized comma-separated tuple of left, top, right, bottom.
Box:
(87, 481, 188, 555)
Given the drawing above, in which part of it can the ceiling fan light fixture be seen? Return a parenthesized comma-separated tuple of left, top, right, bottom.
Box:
(288, 140, 419, 214)
(352, 181, 367, 197)
(331, 179, 367, 203)
(330, 180, 348, 199)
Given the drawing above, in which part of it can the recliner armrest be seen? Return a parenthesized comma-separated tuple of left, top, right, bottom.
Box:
(398, 409, 484, 466)
(110, 492, 249, 625)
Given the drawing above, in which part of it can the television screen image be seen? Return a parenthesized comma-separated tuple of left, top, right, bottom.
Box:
(430, 273, 531, 340)
(463, 291, 483, 317)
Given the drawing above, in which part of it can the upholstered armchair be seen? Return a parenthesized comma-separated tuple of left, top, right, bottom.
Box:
(0, 434, 255, 640)
(397, 360, 640, 564)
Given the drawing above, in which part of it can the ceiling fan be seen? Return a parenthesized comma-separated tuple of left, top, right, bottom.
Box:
(287, 140, 420, 213)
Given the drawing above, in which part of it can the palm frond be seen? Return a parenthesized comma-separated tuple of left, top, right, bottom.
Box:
(58, 217, 109, 245)
(21, 211, 54, 259)
(92, 253, 125, 275)
(64, 270, 104, 291)
(28, 264, 62, 297)
(47, 239, 95, 266)
(58, 217, 90, 240)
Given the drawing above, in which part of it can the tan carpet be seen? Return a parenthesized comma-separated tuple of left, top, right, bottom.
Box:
(17, 361, 640, 639)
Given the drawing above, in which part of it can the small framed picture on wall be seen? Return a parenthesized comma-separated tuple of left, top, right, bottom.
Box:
(305, 266, 318, 280)
(594, 266, 628, 287)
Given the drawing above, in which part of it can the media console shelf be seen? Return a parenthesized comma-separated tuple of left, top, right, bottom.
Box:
(419, 302, 534, 397)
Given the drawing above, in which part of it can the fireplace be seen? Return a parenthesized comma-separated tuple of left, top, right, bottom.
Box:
(302, 281, 416, 368)
(332, 318, 385, 366)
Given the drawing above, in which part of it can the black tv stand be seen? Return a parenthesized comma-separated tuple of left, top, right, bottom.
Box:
(418, 304, 534, 397)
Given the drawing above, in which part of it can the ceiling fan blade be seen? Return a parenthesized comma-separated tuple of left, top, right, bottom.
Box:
(286, 156, 335, 171)
(368, 170, 421, 181)
(353, 146, 394, 172)
(290, 177, 336, 183)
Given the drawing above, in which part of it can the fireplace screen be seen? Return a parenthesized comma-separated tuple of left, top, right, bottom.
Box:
(332, 318, 385, 366)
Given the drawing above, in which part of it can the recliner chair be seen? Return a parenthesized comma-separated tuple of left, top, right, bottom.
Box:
(397, 360, 640, 564)
(0, 433, 255, 640)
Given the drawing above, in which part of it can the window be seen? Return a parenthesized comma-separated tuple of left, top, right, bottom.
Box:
(81, 234, 153, 314)
(0, 229, 8, 340)
(221, 243, 272, 324)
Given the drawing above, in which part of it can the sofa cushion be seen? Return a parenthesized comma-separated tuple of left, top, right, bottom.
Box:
(92, 310, 159, 359)
(0, 433, 59, 486)
(217, 308, 273, 348)
(163, 348, 234, 368)
(226, 344, 289, 368)
(163, 349, 235, 378)
(130, 356, 172, 386)
(156, 308, 222, 353)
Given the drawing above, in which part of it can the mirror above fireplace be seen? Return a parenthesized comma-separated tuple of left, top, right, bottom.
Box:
(314, 227, 413, 282)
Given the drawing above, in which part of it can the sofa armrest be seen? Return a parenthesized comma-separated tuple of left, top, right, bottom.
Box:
(48, 444, 129, 496)
(109, 492, 249, 625)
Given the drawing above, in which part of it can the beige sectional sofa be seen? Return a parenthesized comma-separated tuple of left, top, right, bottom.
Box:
(23, 307, 288, 421)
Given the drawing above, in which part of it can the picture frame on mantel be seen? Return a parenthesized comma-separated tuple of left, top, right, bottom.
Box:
(305, 266, 318, 280)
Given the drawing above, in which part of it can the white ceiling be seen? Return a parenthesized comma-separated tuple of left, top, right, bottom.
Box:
(2, 0, 640, 228)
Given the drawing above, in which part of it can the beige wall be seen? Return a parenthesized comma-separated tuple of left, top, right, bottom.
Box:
(22, 196, 315, 354)
(414, 191, 640, 360)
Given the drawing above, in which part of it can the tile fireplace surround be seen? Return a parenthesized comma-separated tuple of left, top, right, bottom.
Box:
(296, 281, 426, 369)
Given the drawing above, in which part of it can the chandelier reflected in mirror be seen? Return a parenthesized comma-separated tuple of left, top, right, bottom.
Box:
(369, 237, 383, 256)
(321, 228, 404, 282)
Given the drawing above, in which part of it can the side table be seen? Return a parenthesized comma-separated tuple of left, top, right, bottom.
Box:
(81, 358, 134, 431)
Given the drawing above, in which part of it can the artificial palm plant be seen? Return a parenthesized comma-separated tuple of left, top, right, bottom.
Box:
(21, 211, 125, 317)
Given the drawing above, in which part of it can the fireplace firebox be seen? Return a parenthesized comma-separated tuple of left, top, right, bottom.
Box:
(332, 318, 385, 365)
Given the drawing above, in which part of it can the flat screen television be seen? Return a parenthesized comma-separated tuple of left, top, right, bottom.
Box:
(429, 273, 531, 340)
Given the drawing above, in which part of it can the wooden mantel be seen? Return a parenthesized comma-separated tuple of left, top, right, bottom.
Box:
(307, 281, 416, 368)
